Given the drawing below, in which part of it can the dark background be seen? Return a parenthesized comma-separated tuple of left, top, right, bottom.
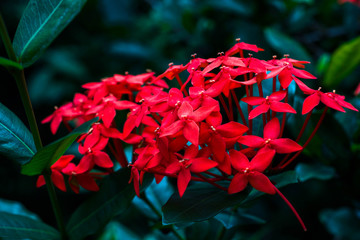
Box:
(0, 0, 360, 239)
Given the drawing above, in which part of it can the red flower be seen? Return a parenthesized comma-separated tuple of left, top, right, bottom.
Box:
(165, 144, 218, 197)
(228, 149, 276, 194)
(160, 101, 216, 146)
(36, 155, 75, 192)
(242, 90, 296, 119)
(238, 118, 302, 154)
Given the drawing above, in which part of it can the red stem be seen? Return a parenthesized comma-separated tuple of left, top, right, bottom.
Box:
(273, 186, 307, 231)
(295, 110, 313, 143)
(112, 139, 128, 167)
(175, 75, 189, 97)
(231, 90, 247, 127)
(218, 94, 231, 121)
(228, 91, 234, 121)
(279, 88, 288, 138)
(195, 173, 228, 191)
(278, 107, 328, 170)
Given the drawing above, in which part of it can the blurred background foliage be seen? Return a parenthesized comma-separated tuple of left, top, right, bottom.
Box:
(0, 0, 360, 239)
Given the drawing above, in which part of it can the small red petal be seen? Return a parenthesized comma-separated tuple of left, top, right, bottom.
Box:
(184, 121, 199, 146)
(238, 135, 264, 148)
(229, 149, 249, 171)
(264, 117, 280, 140)
(248, 172, 276, 195)
(249, 104, 270, 119)
(190, 157, 217, 173)
(302, 93, 320, 114)
(93, 151, 113, 169)
(249, 149, 275, 172)
(51, 170, 66, 192)
(228, 173, 248, 194)
(271, 138, 303, 154)
(178, 168, 191, 197)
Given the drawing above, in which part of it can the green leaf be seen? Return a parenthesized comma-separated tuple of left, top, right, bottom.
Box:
(162, 183, 251, 225)
(98, 221, 141, 240)
(163, 163, 336, 225)
(0, 199, 39, 220)
(295, 163, 336, 182)
(21, 118, 98, 176)
(0, 57, 23, 70)
(214, 209, 265, 229)
(0, 102, 36, 165)
(13, 0, 87, 67)
(0, 212, 60, 240)
(320, 207, 360, 240)
(66, 168, 153, 240)
(264, 28, 312, 62)
(324, 36, 360, 88)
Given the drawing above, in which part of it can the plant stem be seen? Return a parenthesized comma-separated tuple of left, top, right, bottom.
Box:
(216, 225, 226, 240)
(231, 90, 247, 127)
(0, 13, 67, 239)
(44, 173, 68, 240)
(278, 106, 328, 169)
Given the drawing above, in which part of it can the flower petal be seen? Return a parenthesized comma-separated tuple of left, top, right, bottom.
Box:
(270, 102, 297, 114)
(248, 172, 275, 195)
(249, 149, 275, 172)
(302, 93, 320, 115)
(238, 135, 264, 148)
(271, 138, 302, 154)
(216, 121, 248, 138)
(178, 168, 191, 197)
(184, 121, 199, 146)
(190, 157, 218, 173)
(264, 117, 280, 140)
(228, 173, 248, 194)
(229, 149, 249, 171)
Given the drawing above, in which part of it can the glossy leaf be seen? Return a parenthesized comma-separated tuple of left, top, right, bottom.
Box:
(66, 168, 153, 240)
(13, 0, 87, 67)
(324, 36, 360, 88)
(21, 118, 98, 176)
(295, 163, 336, 182)
(0, 102, 36, 165)
(162, 183, 251, 225)
(320, 207, 360, 240)
(0, 199, 39, 220)
(214, 209, 265, 229)
(0, 212, 59, 240)
(264, 28, 312, 62)
(99, 221, 141, 240)
(0, 57, 23, 70)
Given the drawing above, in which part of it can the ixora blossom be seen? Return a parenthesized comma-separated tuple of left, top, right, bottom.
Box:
(42, 39, 358, 230)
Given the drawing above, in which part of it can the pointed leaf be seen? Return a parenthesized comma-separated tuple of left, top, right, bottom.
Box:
(21, 118, 98, 176)
(0, 212, 60, 239)
(0, 102, 36, 165)
(67, 168, 153, 240)
(324, 36, 360, 88)
(13, 0, 87, 67)
(162, 183, 251, 225)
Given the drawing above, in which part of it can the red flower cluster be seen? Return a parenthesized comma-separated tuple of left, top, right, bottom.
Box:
(41, 39, 357, 201)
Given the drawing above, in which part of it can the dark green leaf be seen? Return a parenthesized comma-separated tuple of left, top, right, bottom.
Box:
(99, 221, 141, 240)
(324, 36, 360, 88)
(0, 199, 39, 220)
(162, 183, 251, 225)
(214, 209, 265, 229)
(13, 0, 87, 67)
(66, 168, 153, 240)
(21, 118, 98, 176)
(295, 163, 336, 182)
(0, 102, 36, 165)
(320, 207, 360, 240)
(0, 212, 59, 240)
(0, 57, 23, 70)
(264, 28, 312, 62)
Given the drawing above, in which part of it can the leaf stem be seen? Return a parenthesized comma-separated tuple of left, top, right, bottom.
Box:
(0, 13, 67, 239)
